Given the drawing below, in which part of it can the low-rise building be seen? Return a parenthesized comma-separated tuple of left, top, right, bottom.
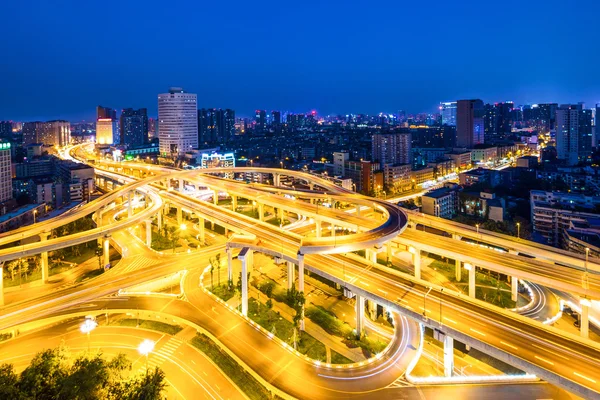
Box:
(421, 184, 459, 218)
(447, 150, 472, 170)
(410, 166, 434, 187)
(383, 163, 412, 193)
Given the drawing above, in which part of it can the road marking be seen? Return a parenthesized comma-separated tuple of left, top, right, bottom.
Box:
(469, 328, 486, 336)
(398, 298, 409, 303)
(574, 371, 597, 384)
(191, 360, 196, 365)
(534, 355, 554, 366)
(531, 344, 569, 361)
(359, 281, 370, 286)
(377, 289, 387, 294)
(443, 317, 457, 324)
(500, 341, 518, 351)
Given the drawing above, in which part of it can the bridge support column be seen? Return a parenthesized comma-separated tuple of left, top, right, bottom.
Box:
(452, 233, 462, 240)
(0, 263, 3, 306)
(231, 195, 237, 212)
(39, 231, 51, 284)
(145, 220, 152, 247)
(315, 220, 321, 238)
(176, 206, 182, 225)
(179, 179, 184, 192)
(278, 207, 284, 224)
(367, 299, 376, 320)
(258, 203, 264, 222)
(455, 259, 461, 282)
(157, 212, 162, 230)
(443, 335, 454, 377)
(213, 190, 218, 205)
(273, 173, 281, 187)
(103, 235, 111, 268)
(331, 224, 336, 238)
(465, 263, 475, 298)
(409, 246, 421, 279)
(227, 247, 233, 282)
(356, 294, 365, 338)
(238, 248, 253, 317)
(511, 276, 519, 302)
(356, 204, 361, 217)
(198, 217, 205, 244)
(581, 299, 591, 339)
(386, 244, 392, 262)
(287, 261, 295, 290)
(298, 253, 305, 331)
(128, 191, 133, 217)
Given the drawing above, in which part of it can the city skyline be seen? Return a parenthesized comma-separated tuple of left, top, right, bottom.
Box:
(2, 0, 600, 121)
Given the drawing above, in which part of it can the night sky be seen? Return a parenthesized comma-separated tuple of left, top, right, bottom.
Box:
(1, 0, 599, 121)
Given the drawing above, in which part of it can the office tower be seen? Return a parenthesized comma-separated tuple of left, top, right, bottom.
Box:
(271, 110, 281, 126)
(595, 104, 600, 147)
(158, 87, 198, 156)
(0, 143, 10, 203)
(556, 104, 592, 165)
(440, 102, 457, 126)
(120, 108, 148, 147)
(525, 103, 558, 131)
(96, 105, 119, 144)
(371, 132, 412, 169)
(255, 110, 266, 132)
(0, 121, 11, 138)
(221, 109, 235, 143)
(22, 121, 70, 147)
(483, 102, 512, 143)
(456, 99, 484, 148)
(198, 108, 235, 144)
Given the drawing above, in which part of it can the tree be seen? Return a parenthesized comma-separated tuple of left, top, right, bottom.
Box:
(209, 258, 215, 289)
(6, 260, 18, 281)
(0, 364, 19, 399)
(216, 253, 221, 286)
(266, 298, 273, 310)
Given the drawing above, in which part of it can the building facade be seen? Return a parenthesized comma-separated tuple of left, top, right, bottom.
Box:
(120, 108, 148, 147)
(456, 99, 484, 148)
(371, 132, 411, 169)
(158, 87, 198, 156)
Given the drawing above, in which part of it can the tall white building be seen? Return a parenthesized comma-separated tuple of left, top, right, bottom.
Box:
(0, 143, 11, 203)
(158, 87, 198, 156)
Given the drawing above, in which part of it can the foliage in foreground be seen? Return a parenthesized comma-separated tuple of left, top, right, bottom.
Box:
(0, 347, 166, 400)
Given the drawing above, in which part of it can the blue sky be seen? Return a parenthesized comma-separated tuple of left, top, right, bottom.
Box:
(1, 0, 599, 120)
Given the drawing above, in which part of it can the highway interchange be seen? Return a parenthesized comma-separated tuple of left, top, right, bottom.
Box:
(0, 144, 597, 399)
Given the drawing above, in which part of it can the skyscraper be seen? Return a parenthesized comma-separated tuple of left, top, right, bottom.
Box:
(198, 108, 235, 144)
(483, 102, 513, 143)
(555, 104, 592, 166)
(158, 87, 198, 156)
(371, 132, 412, 169)
(0, 121, 11, 138)
(120, 108, 148, 147)
(0, 143, 11, 204)
(23, 121, 70, 147)
(96, 105, 119, 144)
(271, 111, 281, 126)
(456, 99, 484, 148)
(440, 102, 457, 126)
(255, 110, 266, 132)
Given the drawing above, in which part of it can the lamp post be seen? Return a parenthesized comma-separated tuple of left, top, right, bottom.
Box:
(584, 247, 590, 290)
(516, 222, 521, 240)
(33, 209, 37, 224)
(138, 339, 155, 374)
(80, 318, 98, 352)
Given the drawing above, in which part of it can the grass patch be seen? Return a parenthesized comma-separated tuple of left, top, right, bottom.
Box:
(190, 333, 284, 400)
(266, 218, 290, 227)
(331, 350, 353, 364)
(0, 332, 12, 342)
(115, 318, 183, 335)
(211, 284, 236, 302)
(239, 209, 259, 219)
(248, 299, 327, 361)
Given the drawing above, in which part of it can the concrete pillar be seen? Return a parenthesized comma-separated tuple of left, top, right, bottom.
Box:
(466, 263, 475, 298)
(298, 253, 305, 331)
(367, 299, 376, 320)
(443, 335, 454, 377)
(274, 173, 280, 187)
(176, 207, 182, 225)
(157, 212, 162, 230)
(356, 204, 361, 217)
(128, 191, 133, 217)
(39, 231, 50, 284)
(287, 261, 295, 290)
(511, 276, 519, 302)
(452, 233, 462, 241)
(103, 235, 111, 268)
(581, 299, 591, 339)
(227, 247, 233, 282)
(386, 243, 392, 262)
(198, 217, 205, 244)
(455, 259, 461, 282)
(179, 179, 184, 191)
(0, 264, 4, 306)
(409, 247, 421, 279)
(238, 248, 253, 317)
(213, 190, 218, 205)
(331, 224, 336, 238)
(356, 294, 365, 337)
(278, 207, 284, 223)
(315, 220, 321, 238)
(145, 220, 152, 247)
(231, 195, 237, 211)
(258, 203, 264, 222)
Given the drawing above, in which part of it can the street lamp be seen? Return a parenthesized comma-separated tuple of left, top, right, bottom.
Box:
(33, 209, 37, 224)
(180, 223, 187, 231)
(138, 339, 155, 374)
(584, 247, 590, 290)
(80, 318, 98, 352)
(475, 224, 479, 234)
(516, 222, 520, 240)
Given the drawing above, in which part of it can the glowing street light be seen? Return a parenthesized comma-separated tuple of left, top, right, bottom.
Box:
(80, 318, 98, 351)
(516, 222, 520, 240)
(138, 339, 155, 373)
(33, 209, 38, 224)
(180, 223, 187, 231)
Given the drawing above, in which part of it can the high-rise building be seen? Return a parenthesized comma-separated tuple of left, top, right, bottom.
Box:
(484, 102, 513, 143)
(97, 106, 117, 120)
(555, 104, 592, 166)
(595, 104, 600, 147)
(22, 121, 70, 147)
(158, 87, 198, 156)
(148, 118, 158, 139)
(96, 105, 119, 144)
(120, 108, 148, 147)
(255, 110, 266, 132)
(456, 99, 484, 148)
(440, 102, 457, 126)
(271, 111, 281, 126)
(371, 132, 412, 168)
(198, 108, 235, 144)
(0, 121, 11, 138)
(0, 143, 11, 203)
